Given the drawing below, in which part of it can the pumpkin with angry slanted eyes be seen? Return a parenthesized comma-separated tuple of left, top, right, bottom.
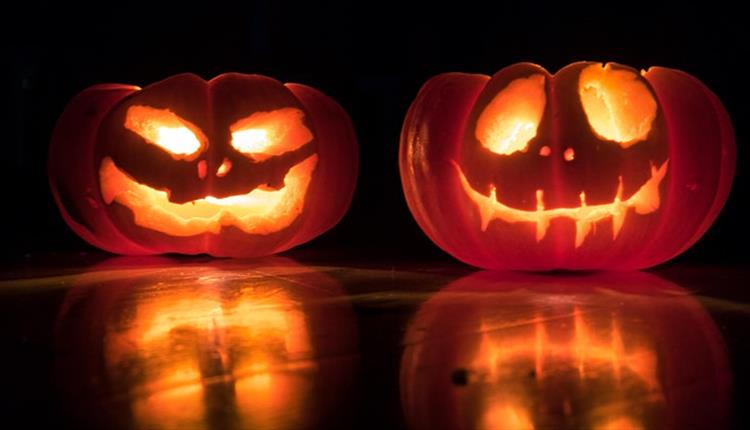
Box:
(50, 73, 358, 257)
(400, 62, 735, 270)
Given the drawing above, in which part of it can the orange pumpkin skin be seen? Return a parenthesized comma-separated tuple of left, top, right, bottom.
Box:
(50, 74, 358, 257)
(400, 62, 735, 270)
(400, 272, 730, 430)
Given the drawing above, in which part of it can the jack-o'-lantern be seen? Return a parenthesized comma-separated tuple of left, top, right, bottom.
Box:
(50, 73, 358, 257)
(54, 258, 358, 430)
(400, 271, 730, 430)
(400, 62, 735, 270)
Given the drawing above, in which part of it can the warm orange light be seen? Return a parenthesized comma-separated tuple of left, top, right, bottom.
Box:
(473, 310, 659, 387)
(105, 295, 222, 429)
(476, 74, 546, 155)
(125, 105, 207, 158)
(99, 154, 318, 236)
(455, 159, 669, 247)
(104, 279, 315, 430)
(595, 416, 645, 430)
(130, 364, 204, 430)
(216, 158, 232, 177)
(579, 64, 657, 147)
(230, 108, 313, 161)
(472, 308, 658, 430)
(481, 403, 534, 430)
(564, 147, 575, 161)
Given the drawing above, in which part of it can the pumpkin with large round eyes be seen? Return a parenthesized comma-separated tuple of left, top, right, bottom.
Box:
(400, 62, 735, 270)
(49, 73, 358, 257)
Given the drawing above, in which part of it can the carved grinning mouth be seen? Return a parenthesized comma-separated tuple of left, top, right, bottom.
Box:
(99, 155, 318, 237)
(454, 159, 669, 247)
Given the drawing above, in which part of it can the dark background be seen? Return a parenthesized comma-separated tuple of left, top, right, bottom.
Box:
(2, 1, 747, 264)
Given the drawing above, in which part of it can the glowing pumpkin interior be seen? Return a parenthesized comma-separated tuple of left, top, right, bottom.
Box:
(461, 64, 667, 248)
(100, 106, 318, 237)
(578, 66, 658, 147)
(476, 74, 546, 156)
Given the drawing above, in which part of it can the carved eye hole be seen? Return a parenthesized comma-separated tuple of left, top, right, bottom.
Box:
(230, 108, 313, 162)
(476, 74, 547, 156)
(125, 105, 207, 159)
(579, 64, 657, 148)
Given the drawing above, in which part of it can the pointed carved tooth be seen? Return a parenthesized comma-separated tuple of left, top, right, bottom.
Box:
(536, 217, 549, 242)
(611, 176, 626, 240)
(478, 186, 497, 231)
(535, 189, 548, 242)
(658, 159, 670, 178)
(575, 220, 592, 248)
(632, 159, 668, 214)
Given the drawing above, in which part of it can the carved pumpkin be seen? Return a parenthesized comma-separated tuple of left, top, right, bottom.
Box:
(54, 258, 358, 429)
(400, 62, 735, 270)
(50, 74, 358, 257)
(401, 272, 730, 430)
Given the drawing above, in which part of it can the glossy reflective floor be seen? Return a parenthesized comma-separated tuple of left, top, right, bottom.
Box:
(1, 253, 748, 429)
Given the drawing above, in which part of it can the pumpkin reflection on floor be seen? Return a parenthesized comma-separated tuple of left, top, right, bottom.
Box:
(54, 258, 357, 430)
(401, 272, 730, 430)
